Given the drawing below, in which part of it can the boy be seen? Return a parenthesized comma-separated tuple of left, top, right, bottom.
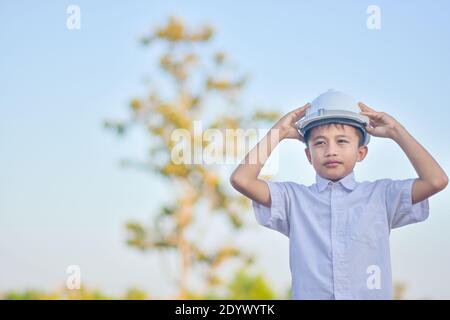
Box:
(230, 90, 448, 299)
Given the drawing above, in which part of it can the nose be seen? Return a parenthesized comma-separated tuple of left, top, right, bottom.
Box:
(324, 142, 338, 157)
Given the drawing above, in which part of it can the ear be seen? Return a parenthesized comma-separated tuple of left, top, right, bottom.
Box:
(356, 145, 368, 162)
(305, 147, 312, 164)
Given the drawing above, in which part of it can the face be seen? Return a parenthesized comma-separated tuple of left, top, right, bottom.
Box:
(304, 124, 368, 182)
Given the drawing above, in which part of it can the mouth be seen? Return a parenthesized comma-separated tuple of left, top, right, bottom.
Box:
(323, 161, 342, 168)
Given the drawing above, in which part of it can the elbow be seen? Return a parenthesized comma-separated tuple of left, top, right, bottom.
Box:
(230, 173, 246, 190)
(431, 174, 449, 191)
(230, 173, 240, 189)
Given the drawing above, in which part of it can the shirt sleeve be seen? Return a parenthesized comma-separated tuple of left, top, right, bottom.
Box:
(252, 181, 291, 237)
(384, 178, 430, 229)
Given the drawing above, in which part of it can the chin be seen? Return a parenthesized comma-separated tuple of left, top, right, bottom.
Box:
(319, 169, 346, 181)
(327, 175, 343, 182)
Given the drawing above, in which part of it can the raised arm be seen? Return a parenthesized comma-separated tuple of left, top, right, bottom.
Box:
(359, 102, 448, 204)
(230, 103, 310, 206)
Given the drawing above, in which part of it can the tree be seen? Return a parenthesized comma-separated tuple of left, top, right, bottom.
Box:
(104, 16, 279, 299)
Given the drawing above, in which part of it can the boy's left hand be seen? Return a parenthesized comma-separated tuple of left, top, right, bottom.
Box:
(358, 102, 400, 139)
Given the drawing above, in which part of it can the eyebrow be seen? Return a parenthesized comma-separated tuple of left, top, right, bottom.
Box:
(312, 135, 350, 141)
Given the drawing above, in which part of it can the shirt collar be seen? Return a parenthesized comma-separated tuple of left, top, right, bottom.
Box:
(315, 171, 358, 192)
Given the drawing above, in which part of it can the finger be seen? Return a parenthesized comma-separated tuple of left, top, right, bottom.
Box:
(360, 111, 381, 119)
(358, 102, 377, 113)
(291, 103, 310, 120)
(364, 123, 375, 134)
(292, 103, 310, 114)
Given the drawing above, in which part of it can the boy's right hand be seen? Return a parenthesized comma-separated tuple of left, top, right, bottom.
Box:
(230, 103, 310, 207)
(272, 103, 310, 141)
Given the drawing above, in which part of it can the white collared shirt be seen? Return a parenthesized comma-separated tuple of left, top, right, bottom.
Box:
(252, 171, 429, 299)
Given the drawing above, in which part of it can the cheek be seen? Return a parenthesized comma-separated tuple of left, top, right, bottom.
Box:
(344, 147, 360, 160)
(309, 150, 323, 163)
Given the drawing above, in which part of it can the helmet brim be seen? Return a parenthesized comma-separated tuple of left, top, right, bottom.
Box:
(298, 117, 370, 146)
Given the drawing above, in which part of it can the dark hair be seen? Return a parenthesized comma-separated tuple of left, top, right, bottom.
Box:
(304, 123, 364, 148)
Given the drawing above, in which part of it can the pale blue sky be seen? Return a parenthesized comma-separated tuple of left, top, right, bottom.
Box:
(1, 0, 450, 298)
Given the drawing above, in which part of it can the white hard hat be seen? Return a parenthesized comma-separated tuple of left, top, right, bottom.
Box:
(297, 89, 371, 145)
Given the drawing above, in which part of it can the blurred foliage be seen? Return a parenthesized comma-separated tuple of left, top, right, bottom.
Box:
(1, 278, 413, 300)
(1, 270, 275, 300)
(103, 15, 281, 299)
(226, 269, 276, 300)
(1, 285, 116, 300)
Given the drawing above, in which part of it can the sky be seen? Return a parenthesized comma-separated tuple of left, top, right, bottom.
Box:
(1, 0, 450, 299)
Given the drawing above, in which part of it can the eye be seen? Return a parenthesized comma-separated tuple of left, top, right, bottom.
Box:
(338, 139, 348, 143)
(315, 141, 324, 145)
